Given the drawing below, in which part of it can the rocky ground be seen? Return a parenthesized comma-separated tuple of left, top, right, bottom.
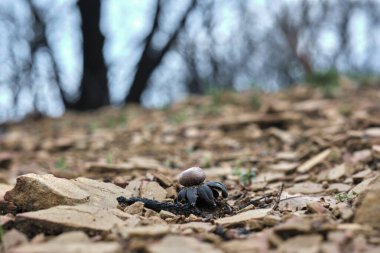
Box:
(1, 80, 380, 253)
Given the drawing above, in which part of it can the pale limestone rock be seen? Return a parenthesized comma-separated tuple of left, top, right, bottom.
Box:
(328, 164, 346, 181)
(287, 181, 324, 194)
(140, 181, 167, 201)
(121, 224, 171, 237)
(278, 234, 322, 253)
(215, 208, 271, 228)
(72, 177, 131, 208)
(147, 235, 223, 253)
(14, 205, 125, 237)
(4, 174, 89, 211)
(11, 231, 122, 253)
(124, 201, 144, 215)
(0, 183, 13, 200)
(355, 176, 380, 228)
(2, 229, 28, 252)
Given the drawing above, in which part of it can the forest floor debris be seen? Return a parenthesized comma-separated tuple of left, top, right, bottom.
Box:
(1, 83, 380, 252)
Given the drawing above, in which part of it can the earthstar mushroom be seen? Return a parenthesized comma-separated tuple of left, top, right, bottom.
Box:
(178, 167, 206, 186)
(177, 167, 228, 207)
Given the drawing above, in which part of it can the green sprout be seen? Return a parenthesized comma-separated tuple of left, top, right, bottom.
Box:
(54, 158, 68, 170)
(106, 153, 114, 164)
(335, 191, 357, 203)
(0, 224, 3, 244)
(232, 167, 256, 186)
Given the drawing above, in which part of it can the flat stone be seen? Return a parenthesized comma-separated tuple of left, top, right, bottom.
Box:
(128, 157, 164, 170)
(263, 215, 282, 226)
(215, 208, 271, 228)
(274, 217, 312, 238)
(11, 231, 122, 253)
(293, 100, 328, 112)
(269, 162, 299, 173)
(294, 174, 310, 182)
(268, 127, 295, 144)
(159, 210, 176, 219)
(41, 137, 76, 151)
(2, 229, 28, 252)
(307, 202, 329, 214)
(278, 234, 322, 253)
(4, 174, 90, 211)
(87, 157, 164, 174)
(220, 233, 269, 253)
(125, 180, 143, 197)
(124, 180, 167, 201)
(72, 177, 131, 208)
(14, 205, 125, 237)
(253, 172, 285, 183)
(372, 145, 380, 159)
(149, 172, 173, 187)
(350, 150, 372, 163)
(174, 222, 215, 233)
(52, 231, 90, 242)
(140, 181, 167, 201)
(355, 176, 380, 229)
(328, 164, 346, 181)
(147, 235, 223, 253)
(165, 186, 177, 199)
(1, 214, 15, 229)
(320, 242, 341, 253)
(364, 128, 380, 137)
(0, 183, 13, 200)
(350, 177, 377, 195)
(122, 224, 171, 237)
(85, 163, 142, 174)
(287, 181, 324, 194)
(328, 183, 351, 193)
(1, 131, 36, 151)
(124, 202, 144, 215)
(276, 152, 299, 161)
(332, 203, 353, 221)
(352, 169, 372, 182)
(336, 223, 368, 232)
(278, 195, 336, 212)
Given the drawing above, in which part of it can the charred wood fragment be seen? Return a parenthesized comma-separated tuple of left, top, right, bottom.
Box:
(116, 196, 201, 216)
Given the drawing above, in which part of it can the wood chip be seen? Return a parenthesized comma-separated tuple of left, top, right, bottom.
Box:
(297, 149, 331, 173)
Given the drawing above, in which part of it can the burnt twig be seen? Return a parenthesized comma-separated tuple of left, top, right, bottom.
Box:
(117, 196, 201, 216)
(272, 183, 284, 210)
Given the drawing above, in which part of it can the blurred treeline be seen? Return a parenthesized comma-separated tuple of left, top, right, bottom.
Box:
(0, 0, 379, 122)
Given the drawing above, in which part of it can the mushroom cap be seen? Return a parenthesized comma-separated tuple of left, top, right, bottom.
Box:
(178, 167, 206, 187)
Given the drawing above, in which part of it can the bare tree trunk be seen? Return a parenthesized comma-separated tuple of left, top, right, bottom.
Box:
(125, 0, 196, 104)
(70, 0, 109, 110)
